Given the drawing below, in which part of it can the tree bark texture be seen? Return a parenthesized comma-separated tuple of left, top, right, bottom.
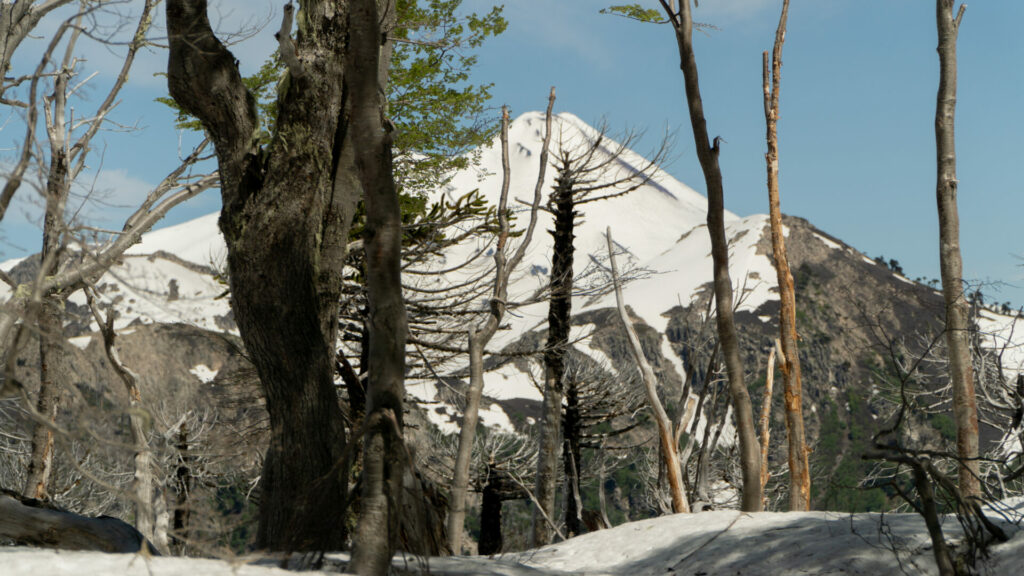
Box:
(22, 300, 62, 500)
(533, 171, 576, 545)
(563, 376, 584, 535)
(934, 0, 979, 499)
(166, 0, 362, 551)
(759, 344, 777, 499)
(762, 0, 810, 512)
(348, 0, 407, 573)
(668, 0, 762, 512)
(171, 421, 193, 554)
(23, 86, 72, 500)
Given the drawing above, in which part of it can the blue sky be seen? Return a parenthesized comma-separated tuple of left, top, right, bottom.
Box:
(3, 0, 1024, 307)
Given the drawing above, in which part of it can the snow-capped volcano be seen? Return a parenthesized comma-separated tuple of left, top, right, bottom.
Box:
(432, 111, 779, 334)
(6, 111, 1023, 463)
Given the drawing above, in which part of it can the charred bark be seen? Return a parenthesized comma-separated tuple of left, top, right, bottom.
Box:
(533, 172, 576, 545)
(0, 490, 155, 553)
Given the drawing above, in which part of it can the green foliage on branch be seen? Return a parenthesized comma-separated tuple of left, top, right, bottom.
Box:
(390, 0, 507, 195)
(599, 4, 666, 24)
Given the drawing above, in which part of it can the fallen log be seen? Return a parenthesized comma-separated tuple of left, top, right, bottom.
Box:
(0, 489, 155, 553)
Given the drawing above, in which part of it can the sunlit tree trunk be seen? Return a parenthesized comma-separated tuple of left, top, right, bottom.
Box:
(934, 0, 979, 499)
(665, 0, 762, 511)
(762, 0, 810, 511)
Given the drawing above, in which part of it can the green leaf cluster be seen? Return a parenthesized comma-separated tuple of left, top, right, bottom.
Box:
(389, 0, 507, 196)
(599, 4, 666, 24)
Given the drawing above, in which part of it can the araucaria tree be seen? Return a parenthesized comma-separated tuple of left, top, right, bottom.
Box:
(934, 0, 979, 499)
(166, 0, 404, 556)
(533, 122, 669, 544)
(762, 0, 810, 511)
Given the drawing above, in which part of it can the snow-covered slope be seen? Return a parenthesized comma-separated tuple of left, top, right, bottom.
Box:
(5, 505, 1024, 575)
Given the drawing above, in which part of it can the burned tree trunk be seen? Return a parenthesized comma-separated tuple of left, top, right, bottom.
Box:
(533, 171, 576, 545)
(934, 0, 979, 499)
(762, 0, 810, 511)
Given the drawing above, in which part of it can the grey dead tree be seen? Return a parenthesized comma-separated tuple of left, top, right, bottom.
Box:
(606, 227, 689, 514)
(448, 94, 555, 555)
(0, 0, 212, 515)
(0, 0, 81, 222)
(934, 0, 980, 499)
(19, 0, 160, 504)
(762, 0, 810, 511)
(657, 0, 762, 511)
(166, 0, 403, 560)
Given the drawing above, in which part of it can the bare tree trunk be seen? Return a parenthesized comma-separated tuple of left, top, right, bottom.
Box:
(607, 228, 689, 514)
(23, 43, 75, 499)
(22, 301, 62, 500)
(450, 94, 554, 554)
(665, 0, 762, 512)
(171, 420, 193, 554)
(762, 0, 809, 512)
(349, 0, 407, 573)
(87, 290, 167, 554)
(935, 0, 979, 499)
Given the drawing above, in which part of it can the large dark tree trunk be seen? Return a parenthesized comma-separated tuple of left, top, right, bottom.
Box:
(934, 0, 978, 500)
(666, 0, 762, 512)
(166, 0, 363, 551)
(533, 175, 575, 545)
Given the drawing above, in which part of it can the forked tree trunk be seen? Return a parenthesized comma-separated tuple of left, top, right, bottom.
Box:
(23, 62, 72, 501)
(762, 0, 810, 511)
(449, 95, 553, 555)
(934, 0, 979, 499)
(666, 0, 762, 511)
(167, 0, 367, 551)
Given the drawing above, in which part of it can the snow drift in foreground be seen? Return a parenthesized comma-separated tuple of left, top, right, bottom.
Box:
(5, 506, 1024, 575)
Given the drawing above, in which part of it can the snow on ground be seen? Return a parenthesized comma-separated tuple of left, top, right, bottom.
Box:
(478, 403, 516, 433)
(189, 364, 219, 384)
(976, 308, 1024, 375)
(0, 549, 334, 576)
(7, 506, 1024, 575)
(126, 212, 226, 268)
(813, 231, 842, 251)
(482, 360, 543, 402)
(65, 254, 232, 333)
